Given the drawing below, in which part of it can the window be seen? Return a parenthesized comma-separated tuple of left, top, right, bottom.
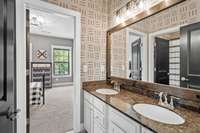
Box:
(53, 46, 72, 76)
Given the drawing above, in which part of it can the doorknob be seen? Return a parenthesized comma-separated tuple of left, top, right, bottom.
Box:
(181, 77, 189, 82)
(7, 108, 21, 121)
(0, 107, 21, 121)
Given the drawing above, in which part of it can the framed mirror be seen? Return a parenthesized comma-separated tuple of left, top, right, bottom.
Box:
(107, 0, 200, 90)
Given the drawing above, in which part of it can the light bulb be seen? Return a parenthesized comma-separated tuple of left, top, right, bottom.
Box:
(116, 16, 121, 23)
(126, 9, 131, 17)
(120, 16, 125, 22)
(138, 0, 145, 10)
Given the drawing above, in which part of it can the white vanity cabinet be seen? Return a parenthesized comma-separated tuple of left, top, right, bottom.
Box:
(84, 91, 154, 133)
(141, 127, 154, 133)
(84, 91, 106, 133)
(84, 100, 94, 133)
(108, 106, 141, 133)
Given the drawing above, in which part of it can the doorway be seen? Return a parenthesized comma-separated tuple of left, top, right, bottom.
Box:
(129, 38, 142, 80)
(126, 28, 148, 81)
(16, 1, 81, 133)
(154, 37, 169, 85)
(28, 8, 74, 133)
(27, 8, 75, 133)
(149, 28, 181, 87)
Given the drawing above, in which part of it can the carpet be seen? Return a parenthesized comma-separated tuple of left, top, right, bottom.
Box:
(30, 86, 74, 133)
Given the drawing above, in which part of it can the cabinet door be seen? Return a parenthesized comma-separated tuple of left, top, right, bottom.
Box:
(108, 107, 140, 133)
(94, 120, 105, 133)
(109, 121, 127, 133)
(141, 127, 154, 133)
(84, 101, 94, 133)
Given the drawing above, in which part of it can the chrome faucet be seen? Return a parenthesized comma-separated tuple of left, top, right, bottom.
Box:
(111, 80, 121, 92)
(155, 92, 180, 110)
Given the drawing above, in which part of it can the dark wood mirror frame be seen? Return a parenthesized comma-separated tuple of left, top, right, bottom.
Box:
(106, 0, 186, 81)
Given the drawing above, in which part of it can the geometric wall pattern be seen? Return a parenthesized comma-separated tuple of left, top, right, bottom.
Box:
(111, 29, 127, 78)
(109, 0, 200, 79)
(47, 0, 200, 81)
(108, 0, 200, 33)
(47, 0, 108, 81)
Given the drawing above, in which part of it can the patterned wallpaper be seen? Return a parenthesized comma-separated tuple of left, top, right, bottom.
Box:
(108, 0, 200, 33)
(46, 0, 200, 81)
(109, 0, 200, 78)
(111, 29, 127, 78)
(47, 0, 108, 81)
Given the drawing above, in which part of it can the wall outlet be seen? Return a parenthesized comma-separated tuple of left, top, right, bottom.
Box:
(83, 65, 88, 73)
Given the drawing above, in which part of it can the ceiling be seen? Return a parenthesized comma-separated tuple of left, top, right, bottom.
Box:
(157, 31, 180, 41)
(30, 9, 74, 39)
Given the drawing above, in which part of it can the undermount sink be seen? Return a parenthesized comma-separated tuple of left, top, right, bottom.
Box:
(133, 103, 185, 125)
(96, 88, 119, 95)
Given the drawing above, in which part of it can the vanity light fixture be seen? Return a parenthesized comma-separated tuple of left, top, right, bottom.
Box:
(116, 10, 121, 23)
(115, 0, 164, 23)
(126, 2, 132, 17)
(116, 9, 125, 24)
(138, 0, 145, 10)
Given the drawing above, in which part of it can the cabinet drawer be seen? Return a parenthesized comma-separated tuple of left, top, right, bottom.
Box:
(94, 108, 105, 127)
(84, 91, 93, 104)
(93, 97, 105, 113)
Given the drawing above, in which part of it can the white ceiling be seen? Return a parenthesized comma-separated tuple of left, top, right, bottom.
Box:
(30, 9, 74, 39)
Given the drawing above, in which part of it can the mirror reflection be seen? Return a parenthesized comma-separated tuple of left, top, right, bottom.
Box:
(111, 18, 200, 90)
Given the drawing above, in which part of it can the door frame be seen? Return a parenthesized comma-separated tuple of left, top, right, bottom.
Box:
(180, 22, 200, 88)
(16, 0, 81, 133)
(148, 25, 181, 82)
(126, 28, 148, 81)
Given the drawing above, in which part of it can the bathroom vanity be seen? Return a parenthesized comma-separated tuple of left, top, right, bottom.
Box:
(83, 0, 200, 133)
(84, 90, 152, 133)
(83, 81, 200, 133)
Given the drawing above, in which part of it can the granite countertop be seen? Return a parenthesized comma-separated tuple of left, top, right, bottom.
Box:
(83, 82, 200, 133)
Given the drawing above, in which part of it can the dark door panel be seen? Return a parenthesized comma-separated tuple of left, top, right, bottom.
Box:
(180, 22, 200, 89)
(189, 30, 200, 75)
(26, 9, 31, 133)
(0, 0, 17, 133)
(155, 37, 169, 85)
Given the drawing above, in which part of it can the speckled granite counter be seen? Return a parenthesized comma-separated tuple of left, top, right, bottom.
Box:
(82, 81, 200, 133)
